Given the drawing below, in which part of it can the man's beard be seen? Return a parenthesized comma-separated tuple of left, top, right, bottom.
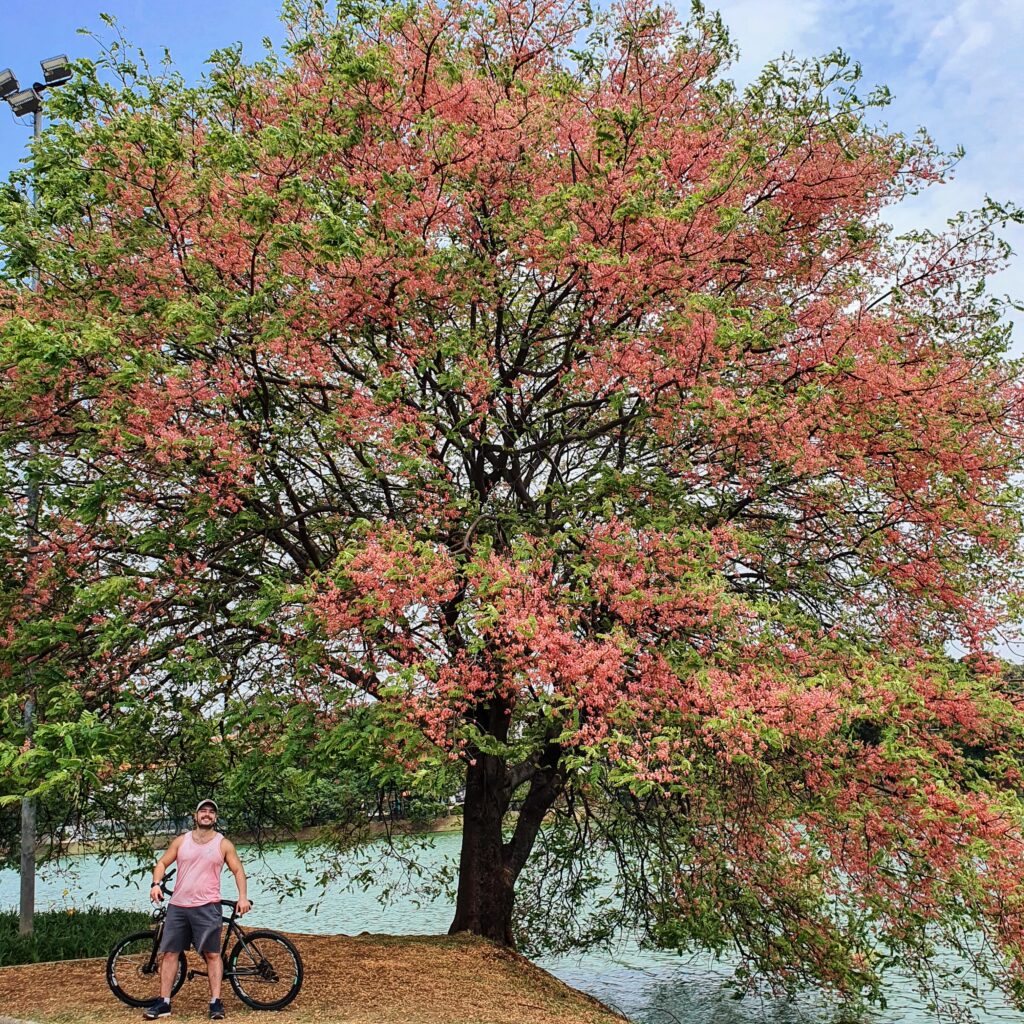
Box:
(197, 819, 215, 831)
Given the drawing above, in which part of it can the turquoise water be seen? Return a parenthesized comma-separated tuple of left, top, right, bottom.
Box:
(0, 834, 1016, 1024)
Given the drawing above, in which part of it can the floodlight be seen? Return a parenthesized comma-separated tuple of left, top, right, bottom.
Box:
(40, 55, 71, 85)
(8, 88, 41, 117)
(0, 69, 17, 100)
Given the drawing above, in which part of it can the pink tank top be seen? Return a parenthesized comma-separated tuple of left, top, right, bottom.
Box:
(169, 831, 225, 908)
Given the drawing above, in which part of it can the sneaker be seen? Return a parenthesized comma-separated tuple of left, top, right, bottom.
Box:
(209, 999, 226, 1020)
(143, 1000, 172, 1020)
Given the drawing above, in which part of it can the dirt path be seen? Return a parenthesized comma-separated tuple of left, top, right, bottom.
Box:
(0, 933, 625, 1024)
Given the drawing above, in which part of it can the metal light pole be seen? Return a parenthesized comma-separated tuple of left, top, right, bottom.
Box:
(0, 55, 72, 938)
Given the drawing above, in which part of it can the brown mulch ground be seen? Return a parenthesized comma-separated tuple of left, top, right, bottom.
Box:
(0, 933, 626, 1024)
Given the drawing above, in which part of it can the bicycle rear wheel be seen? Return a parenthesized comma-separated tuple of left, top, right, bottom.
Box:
(227, 930, 303, 1010)
(106, 930, 187, 1007)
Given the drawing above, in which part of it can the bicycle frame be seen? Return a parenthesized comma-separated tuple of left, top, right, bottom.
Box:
(185, 900, 263, 983)
(138, 913, 168, 977)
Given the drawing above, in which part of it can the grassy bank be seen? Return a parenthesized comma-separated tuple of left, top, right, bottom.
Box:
(0, 907, 150, 967)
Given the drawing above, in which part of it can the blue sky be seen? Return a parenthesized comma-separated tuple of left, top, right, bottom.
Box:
(0, 1, 285, 173)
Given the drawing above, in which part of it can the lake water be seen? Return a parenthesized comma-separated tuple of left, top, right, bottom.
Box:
(0, 833, 1016, 1024)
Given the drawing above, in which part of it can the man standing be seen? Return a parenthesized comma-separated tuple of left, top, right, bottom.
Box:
(145, 799, 251, 1020)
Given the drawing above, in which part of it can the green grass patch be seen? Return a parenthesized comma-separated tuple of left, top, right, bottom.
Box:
(0, 906, 151, 966)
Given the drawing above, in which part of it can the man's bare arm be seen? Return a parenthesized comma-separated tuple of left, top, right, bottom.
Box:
(224, 839, 251, 915)
(150, 835, 183, 902)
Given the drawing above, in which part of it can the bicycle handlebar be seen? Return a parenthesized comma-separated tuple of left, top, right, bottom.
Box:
(152, 867, 176, 894)
(150, 875, 251, 912)
(151, 867, 251, 910)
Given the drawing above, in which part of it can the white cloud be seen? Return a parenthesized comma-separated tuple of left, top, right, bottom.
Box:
(919, 0, 1023, 75)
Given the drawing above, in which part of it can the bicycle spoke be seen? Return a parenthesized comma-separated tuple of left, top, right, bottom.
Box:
(228, 932, 302, 1010)
(110, 939, 160, 999)
(107, 933, 185, 1008)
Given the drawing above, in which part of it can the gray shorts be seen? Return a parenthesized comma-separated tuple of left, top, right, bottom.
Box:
(159, 901, 223, 955)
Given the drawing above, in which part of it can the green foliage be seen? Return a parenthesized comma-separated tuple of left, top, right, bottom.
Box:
(0, 906, 150, 966)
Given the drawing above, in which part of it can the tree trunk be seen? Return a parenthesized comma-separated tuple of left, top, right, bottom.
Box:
(448, 752, 516, 944)
(19, 697, 35, 937)
(449, 729, 563, 947)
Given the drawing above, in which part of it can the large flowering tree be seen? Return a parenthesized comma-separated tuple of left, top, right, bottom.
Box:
(3, 0, 1024, 1011)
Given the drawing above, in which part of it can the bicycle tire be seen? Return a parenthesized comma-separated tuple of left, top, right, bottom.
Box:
(227, 929, 303, 1010)
(106, 930, 187, 1007)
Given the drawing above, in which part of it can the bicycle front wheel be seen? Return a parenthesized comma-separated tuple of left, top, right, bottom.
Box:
(106, 930, 187, 1007)
(227, 930, 303, 1010)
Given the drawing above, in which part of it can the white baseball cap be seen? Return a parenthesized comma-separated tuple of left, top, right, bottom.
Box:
(195, 799, 218, 814)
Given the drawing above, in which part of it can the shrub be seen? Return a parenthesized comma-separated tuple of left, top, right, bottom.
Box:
(0, 906, 151, 966)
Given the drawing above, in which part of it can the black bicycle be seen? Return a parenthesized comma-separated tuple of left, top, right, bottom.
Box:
(106, 869, 303, 1011)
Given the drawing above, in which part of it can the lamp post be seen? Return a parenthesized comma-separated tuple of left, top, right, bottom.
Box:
(1, 54, 72, 938)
